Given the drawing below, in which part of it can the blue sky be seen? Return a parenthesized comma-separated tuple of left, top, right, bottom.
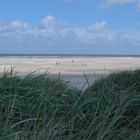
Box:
(0, 0, 140, 54)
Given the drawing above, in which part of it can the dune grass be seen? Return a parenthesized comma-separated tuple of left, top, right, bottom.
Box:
(0, 69, 140, 140)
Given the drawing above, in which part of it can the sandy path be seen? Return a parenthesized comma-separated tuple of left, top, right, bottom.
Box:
(0, 56, 140, 89)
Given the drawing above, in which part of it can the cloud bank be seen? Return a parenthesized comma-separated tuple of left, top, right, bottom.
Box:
(0, 16, 140, 54)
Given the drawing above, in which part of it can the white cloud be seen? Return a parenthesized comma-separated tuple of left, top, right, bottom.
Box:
(101, 0, 140, 12)
(87, 21, 108, 32)
(40, 16, 68, 29)
(0, 16, 140, 54)
(9, 21, 30, 30)
(102, 0, 137, 6)
(103, 0, 137, 6)
(136, 1, 140, 12)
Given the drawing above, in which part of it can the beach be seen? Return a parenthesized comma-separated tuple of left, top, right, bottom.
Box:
(0, 56, 140, 89)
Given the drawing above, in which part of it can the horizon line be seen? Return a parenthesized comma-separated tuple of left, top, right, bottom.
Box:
(0, 54, 140, 57)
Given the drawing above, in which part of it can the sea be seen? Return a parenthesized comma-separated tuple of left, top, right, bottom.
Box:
(0, 54, 140, 57)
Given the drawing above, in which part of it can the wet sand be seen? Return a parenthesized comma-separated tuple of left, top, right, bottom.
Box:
(0, 56, 140, 89)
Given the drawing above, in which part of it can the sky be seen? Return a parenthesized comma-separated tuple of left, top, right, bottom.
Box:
(0, 0, 140, 54)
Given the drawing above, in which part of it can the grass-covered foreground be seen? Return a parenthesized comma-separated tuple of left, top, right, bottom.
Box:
(0, 69, 140, 140)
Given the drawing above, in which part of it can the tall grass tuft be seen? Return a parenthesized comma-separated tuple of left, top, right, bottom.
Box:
(0, 69, 140, 140)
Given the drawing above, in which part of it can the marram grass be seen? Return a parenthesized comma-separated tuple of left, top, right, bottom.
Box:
(0, 69, 140, 140)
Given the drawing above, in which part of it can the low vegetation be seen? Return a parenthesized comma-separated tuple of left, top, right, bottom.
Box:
(0, 69, 140, 140)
